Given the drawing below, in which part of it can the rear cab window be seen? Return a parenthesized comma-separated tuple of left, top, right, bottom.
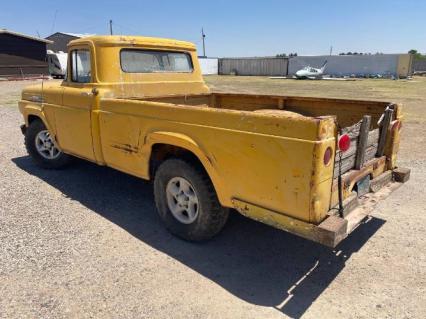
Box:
(120, 49, 193, 73)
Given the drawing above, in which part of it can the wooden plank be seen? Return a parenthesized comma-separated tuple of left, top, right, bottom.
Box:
(334, 126, 379, 178)
(335, 135, 358, 161)
(341, 192, 359, 217)
(316, 216, 348, 248)
(376, 108, 393, 156)
(393, 167, 411, 183)
(341, 120, 362, 138)
(335, 128, 379, 164)
(370, 170, 393, 193)
(367, 128, 379, 146)
(355, 115, 371, 169)
(334, 145, 378, 178)
(364, 145, 378, 163)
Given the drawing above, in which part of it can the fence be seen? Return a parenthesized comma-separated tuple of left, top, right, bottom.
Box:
(218, 57, 288, 76)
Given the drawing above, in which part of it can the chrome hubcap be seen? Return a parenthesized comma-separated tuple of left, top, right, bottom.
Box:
(166, 177, 199, 224)
(35, 130, 61, 160)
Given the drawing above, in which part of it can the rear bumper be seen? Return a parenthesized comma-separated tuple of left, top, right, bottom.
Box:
(233, 167, 410, 248)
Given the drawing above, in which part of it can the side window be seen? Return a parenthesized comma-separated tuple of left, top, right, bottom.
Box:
(70, 49, 91, 83)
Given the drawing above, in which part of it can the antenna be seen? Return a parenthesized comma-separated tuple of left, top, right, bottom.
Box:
(201, 28, 206, 57)
(109, 20, 113, 35)
(51, 9, 58, 33)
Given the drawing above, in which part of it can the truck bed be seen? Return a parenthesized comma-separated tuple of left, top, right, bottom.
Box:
(140, 92, 390, 129)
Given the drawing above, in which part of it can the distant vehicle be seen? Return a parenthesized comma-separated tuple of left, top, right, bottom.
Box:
(47, 50, 68, 78)
(295, 60, 327, 79)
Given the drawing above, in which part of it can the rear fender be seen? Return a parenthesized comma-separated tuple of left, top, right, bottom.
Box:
(142, 131, 230, 206)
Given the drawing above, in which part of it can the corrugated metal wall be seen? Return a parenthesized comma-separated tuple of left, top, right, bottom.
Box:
(0, 33, 49, 77)
(198, 57, 218, 75)
(413, 58, 426, 72)
(288, 55, 412, 77)
(219, 57, 288, 76)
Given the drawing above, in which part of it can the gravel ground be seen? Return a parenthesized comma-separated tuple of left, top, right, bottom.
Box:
(0, 79, 425, 319)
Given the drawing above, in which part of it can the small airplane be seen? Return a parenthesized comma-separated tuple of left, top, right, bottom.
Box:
(295, 60, 327, 79)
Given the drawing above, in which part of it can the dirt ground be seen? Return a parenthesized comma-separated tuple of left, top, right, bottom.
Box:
(0, 77, 425, 319)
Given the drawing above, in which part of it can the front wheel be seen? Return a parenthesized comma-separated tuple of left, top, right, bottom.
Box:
(154, 158, 229, 241)
(25, 119, 72, 169)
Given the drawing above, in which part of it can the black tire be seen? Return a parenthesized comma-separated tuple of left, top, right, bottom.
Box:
(154, 158, 229, 241)
(25, 119, 72, 169)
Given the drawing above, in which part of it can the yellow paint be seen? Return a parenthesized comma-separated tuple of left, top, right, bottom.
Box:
(18, 36, 401, 238)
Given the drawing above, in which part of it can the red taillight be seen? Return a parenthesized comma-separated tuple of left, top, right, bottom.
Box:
(324, 147, 332, 165)
(338, 134, 351, 152)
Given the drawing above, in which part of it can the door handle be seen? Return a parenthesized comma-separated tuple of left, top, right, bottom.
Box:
(80, 88, 98, 97)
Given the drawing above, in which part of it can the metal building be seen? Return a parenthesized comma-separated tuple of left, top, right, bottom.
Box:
(198, 57, 218, 75)
(288, 54, 413, 78)
(0, 29, 52, 78)
(413, 58, 426, 72)
(45, 32, 94, 52)
(219, 57, 289, 76)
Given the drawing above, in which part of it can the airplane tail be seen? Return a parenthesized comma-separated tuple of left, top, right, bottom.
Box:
(320, 60, 328, 72)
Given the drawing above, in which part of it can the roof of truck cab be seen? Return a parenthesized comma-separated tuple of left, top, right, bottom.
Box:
(68, 35, 196, 50)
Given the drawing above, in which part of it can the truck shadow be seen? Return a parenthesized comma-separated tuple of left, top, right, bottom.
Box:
(12, 156, 385, 318)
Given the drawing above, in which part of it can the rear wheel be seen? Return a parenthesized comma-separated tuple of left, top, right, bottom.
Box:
(154, 158, 229, 241)
(25, 119, 72, 169)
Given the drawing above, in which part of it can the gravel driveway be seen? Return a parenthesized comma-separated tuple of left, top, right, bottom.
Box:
(0, 80, 425, 318)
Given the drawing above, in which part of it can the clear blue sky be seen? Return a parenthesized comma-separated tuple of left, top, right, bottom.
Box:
(1, 0, 425, 57)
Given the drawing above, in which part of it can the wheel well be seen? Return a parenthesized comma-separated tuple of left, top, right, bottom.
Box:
(27, 115, 41, 124)
(149, 144, 207, 179)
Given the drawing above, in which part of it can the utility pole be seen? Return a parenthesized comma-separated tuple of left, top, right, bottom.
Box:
(109, 20, 113, 35)
(201, 28, 206, 57)
(329, 45, 333, 56)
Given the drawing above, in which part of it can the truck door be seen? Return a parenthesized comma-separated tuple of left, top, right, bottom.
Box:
(55, 48, 95, 161)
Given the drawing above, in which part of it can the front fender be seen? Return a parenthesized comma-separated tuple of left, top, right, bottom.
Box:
(142, 131, 231, 206)
(19, 101, 56, 136)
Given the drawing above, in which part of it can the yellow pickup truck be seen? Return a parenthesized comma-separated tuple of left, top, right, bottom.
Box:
(18, 35, 410, 247)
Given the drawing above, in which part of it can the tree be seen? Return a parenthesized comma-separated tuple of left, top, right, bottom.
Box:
(408, 49, 426, 60)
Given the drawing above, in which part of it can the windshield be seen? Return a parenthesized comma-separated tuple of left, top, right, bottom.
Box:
(120, 49, 193, 73)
